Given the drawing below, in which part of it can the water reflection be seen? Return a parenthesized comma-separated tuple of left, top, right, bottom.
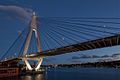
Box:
(21, 75, 33, 80)
(35, 74, 45, 80)
(0, 73, 45, 80)
(21, 74, 45, 80)
(0, 76, 19, 80)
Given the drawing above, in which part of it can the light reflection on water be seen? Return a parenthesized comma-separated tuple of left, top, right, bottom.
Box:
(0, 74, 45, 80)
(35, 74, 44, 80)
(21, 74, 45, 80)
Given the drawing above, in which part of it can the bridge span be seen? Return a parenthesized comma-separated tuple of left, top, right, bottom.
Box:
(28, 34, 120, 58)
(1, 34, 120, 64)
(1, 11, 120, 71)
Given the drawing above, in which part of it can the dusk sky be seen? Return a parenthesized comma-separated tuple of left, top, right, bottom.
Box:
(0, 0, 120, 64)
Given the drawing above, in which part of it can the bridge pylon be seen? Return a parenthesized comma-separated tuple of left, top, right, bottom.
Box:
(22, 12, 42, 71)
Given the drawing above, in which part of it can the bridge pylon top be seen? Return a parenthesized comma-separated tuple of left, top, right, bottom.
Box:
(33, 11, 36, 16)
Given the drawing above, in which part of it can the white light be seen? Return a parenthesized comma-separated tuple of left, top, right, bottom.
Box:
(62, 37, 65, 40)
(33, 29, 36, 31)
(33, 12, 36, 16)
(103, 25, 106, 27)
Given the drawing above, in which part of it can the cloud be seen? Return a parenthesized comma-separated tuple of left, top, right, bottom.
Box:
(0, 5, 33, 21)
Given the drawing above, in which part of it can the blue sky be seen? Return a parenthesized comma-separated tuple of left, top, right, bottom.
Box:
(0, 0, 120, 64)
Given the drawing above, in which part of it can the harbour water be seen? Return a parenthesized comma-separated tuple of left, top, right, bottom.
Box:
(1, 67, 120, 80)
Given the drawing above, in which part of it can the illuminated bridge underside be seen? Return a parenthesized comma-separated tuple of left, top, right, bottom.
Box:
(29, 34, 120, 58)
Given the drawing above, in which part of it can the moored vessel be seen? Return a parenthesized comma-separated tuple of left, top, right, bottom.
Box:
(0, 67, 19, 77)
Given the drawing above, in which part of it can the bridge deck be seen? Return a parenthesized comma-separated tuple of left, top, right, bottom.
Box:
(28, 34, 120, 58)
(2, 34, 120, 61)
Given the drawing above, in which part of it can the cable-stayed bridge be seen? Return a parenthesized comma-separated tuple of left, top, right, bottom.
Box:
(1, 12, 120, 71)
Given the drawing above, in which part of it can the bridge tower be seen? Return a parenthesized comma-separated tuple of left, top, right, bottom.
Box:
(23, 12, 43, 71)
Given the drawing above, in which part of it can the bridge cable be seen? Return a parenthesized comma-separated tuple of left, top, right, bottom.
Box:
(0, 27, 27, 60)
(47, 19, 118, 35)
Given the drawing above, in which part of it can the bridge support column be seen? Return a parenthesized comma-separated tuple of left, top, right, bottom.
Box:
(22, 12, 43, 71)
(23, 58, 43, 71)
(24, 59, 33, 70)
(35, 58, 43, 71)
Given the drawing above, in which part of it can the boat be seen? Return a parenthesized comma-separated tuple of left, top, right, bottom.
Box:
(0, 67, 19, 77)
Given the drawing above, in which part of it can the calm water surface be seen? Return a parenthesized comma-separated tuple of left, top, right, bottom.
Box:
(1, 68, 120, 80)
